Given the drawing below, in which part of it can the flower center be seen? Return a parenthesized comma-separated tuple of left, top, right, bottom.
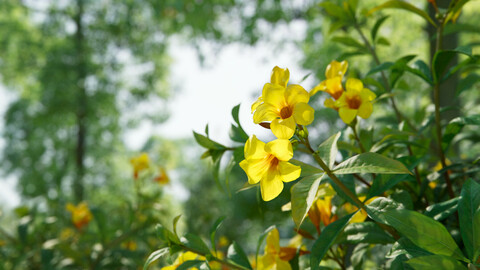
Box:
(280, 106, 293, 119)
(346, 95, 361, 109)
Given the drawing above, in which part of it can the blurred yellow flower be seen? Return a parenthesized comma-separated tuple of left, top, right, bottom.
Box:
(308, 195, 338, 234)
(161, 251, 202, 270)
(239, 135, 301, 201)
(217, 236, 229, 248)
(310, 60, 348, 99)
(130, 153, 150, 179)
(334, 78, 376, 124)
(154, 167, 170, 185)
(66, 202, 92, 230)
(252, 66, 314, 139)
(258, 228, 292, 270)
(122, 240, 137, 251)
(344, 196, 378, 223)
(59, 228, 76, 241)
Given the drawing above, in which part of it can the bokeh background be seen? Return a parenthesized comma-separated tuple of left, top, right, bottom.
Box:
(0, 0, 479, 269)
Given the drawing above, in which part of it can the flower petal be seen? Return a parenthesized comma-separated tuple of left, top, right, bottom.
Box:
(270, 117, 296, 139)
(326, 60, 348, 79)
(293, 102, 314, 125)
(285, 84, 309, 105)
(251, 96, 263, 113)
(324, 98, 338, 110)
(263, 83, 286, 106)
(275, 257, 293, 270)
(357, 102, 373, 119)
(266, 228, 280, 252)
(339, 107, 357, 124)
(270, 66, 290, 88)
(261, 171, 284, 201)
(253, 103, 279, 124)
(278, 161, 301, 182)
(239, 159, 266, 184)
(244, 135, 267, 159)
(346, 78, 363, 93)
(360, 87, 376, 101)
(309, 81, 326, 97)
(265, 139, 293, 161)
(325, 77, 344, 100)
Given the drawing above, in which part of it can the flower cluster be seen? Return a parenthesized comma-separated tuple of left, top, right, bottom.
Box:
(130, 153, 170, 185)
(66, 202, 93, 230)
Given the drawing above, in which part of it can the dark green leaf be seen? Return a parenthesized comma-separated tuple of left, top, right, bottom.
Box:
(156, 224, 180, 245)
(366, 62, 394, 77)
(232, 104, 241, 125)
(144, 247, 170, 270)
(425, 197, 460, 221)
(310, 214, 354, 270)
(367, 0, 436, 27)
(458, 179, 480, 261)
(209, 216, 225, 254)
(291, 174, 326, 227)
(331, 36, 368, 52)
(387, 237, 433, 259)
(177, 260, 205, 270)
(366, 197, 403, 225)
(193, 131, 226, 150)
(442, 115, 480, 151)
(229, 124, 249, 143)
(433, 46, 473, 83)
(337, 222, 395, 244)
(406, 255, 467, 270)
(180, 233, 211, 255)
(456, 73, 480, 97)
(371, 16, 389, 41)
(318, 132, 341, 169)
(333, 152, 412, 175)
(227, 242, 252, 269)
(376, 37, 390, 46)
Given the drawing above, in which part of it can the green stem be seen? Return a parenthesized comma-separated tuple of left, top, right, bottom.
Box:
(349, 123, 366, 153)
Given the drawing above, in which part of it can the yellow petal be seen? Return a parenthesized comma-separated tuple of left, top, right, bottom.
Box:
(275, 257, 293, 270)
(266, 228, 281, 253)
(285, 84, 309, 105)
(253, 103, 279, 124)
(325, 77, 344, 100)
(339, 107, 357, 124)
(244, 135, 267, 159)
(265, 139, 293, 161)
(270, 117, 296, 139)
(261, 171, 284, 201)
(360, 87, 376, 101)
(259, 254, 276, 270)
(350, 209, 368, 223)
(263, 83, 286, 106)
(240, 159, 267, 184)
(324, 98, 337, 110)
(251, 96, 263, 113)
(346, 78, 363, 93)
(357, 102, 373, 119)
(270, 66, 290, 88)
(309, 81, 326, 97)
(326, 60, 348, 79)
(293, 102, 314, 125)
(278, 161, 301, 182)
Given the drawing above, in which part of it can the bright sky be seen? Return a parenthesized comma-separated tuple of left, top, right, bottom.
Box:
(1, 21, 311, 208)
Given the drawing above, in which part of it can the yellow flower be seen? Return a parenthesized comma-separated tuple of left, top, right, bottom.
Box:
(334, 78, 376, 124)
(239, 135, 301, 201)
(310, 60, 348, 99)
(252, 66, 315, 139)
(122, 240, 137, 251)
(344, 196, 378, 223)
(161, 251, 202, 270)
(258, 228, 292, 270)
(130, 153, 150, 179)
(66, 202, 93, 230)
(308, 195, 338, 234)
(154, 167, 170, 185)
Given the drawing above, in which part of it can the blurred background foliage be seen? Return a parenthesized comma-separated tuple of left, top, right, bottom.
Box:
(0, 0, 479, 269)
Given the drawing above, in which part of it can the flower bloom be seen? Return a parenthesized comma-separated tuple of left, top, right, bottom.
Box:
(310, 60, 348, 99)
(66, 202, 93, 230)
(161, 251, 203, 270)
(334, 78, 376, 124)
(239, 135, 301, 201)
(252, 66, 315, 139)
(154, 167, 170, 185)
(130, 153, 150, 179)
(258, 228, 293, 270)
(308, 195, 338, 234)
(344, 196, 378, 223)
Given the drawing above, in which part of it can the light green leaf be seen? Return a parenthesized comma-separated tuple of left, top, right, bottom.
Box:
(289, 159, 323, 177)
(406, 255, 467, 270)
(366, 62, 394, 76)
(177, 260, 205, 270)
(193, 131, 226, 150)
(227, 242, 252, 270)
(318, 132, 341, 169)
(333, 152, 412, 175)
(290, 174, 326, 227)
(458, 179, 480, 261)
(209, 216, 225, 254)
(331, 36, 368, 52)
(367, 0, 436, 27)
(144, 247, 169, 270)
(173, 215, 182, 237)
(310, 214, 354, 270)
(180, 233, 211, 255)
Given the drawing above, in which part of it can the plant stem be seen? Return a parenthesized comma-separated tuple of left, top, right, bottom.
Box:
(349, 123, 366, 153)
(432, 20, 455, 199)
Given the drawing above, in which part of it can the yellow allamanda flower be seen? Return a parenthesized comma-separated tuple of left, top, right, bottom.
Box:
(334, 78, 376, 124)
(310, 60, 348, 99)
(66, 202, 93, 230)
(308, 195, 338, 234)
(239, 135, 301, 201)
(344, 196, 378, 223)
(154, 166, 170, 185)
(258, 228, 292, 270)
(252, 66, 315, 139)
(161, 251, 202, 270)
(130, 153, 150, 179)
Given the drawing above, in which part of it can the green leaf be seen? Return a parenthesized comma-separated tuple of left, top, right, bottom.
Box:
(232, 104, 241, 125)
(390, 54, 417, 88)
(333, 152, 412, 175)
(173, 215, 182, 237)
(424, 197, 460, 221)
(337, 222, 395, 244)
(310, 214, 354, 270)
(403, 59, 433, 85)
(442, 115, 480, 151)
(366, 62, 394, 77)
(331, 36, 368, 52)
(319, 2, 347, 20)
(376, 36, 390, 46)
(193, 131, 226, 150)
(144, 247, 169, 270)
(456, 73, 480, 97)
(289, 159, 323, 177)
(177, 260, 205, 270)
(156, 224, 180, 245)
(406, 255, 467, 270)
(367, 0, 436, 27)
(372, 207, 466, 261)
(180, 233, 211, 256)
(446, 0, 471, 23)
(291, 174, 326, 227)
(230, 124, 249, 143)
(227, 242, 252, 269)
(366, 197, 402, 225)
(317, 132, 341, 169)
(432, 46, 473, 83)
(371, 15, 389, 41)
(388, 237, 433, 259)
(209, 216, 225, 254)
(458, 179, 480, 261)
(256, 226, 275, 265)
